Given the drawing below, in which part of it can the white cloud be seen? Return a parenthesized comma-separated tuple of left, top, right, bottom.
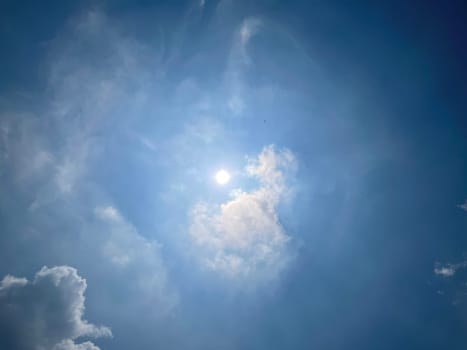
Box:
(0, 266, 111, 350)
(55, 153, 86, 194)
(0, 114, 55, 186)
(239, 18, 262, 47)
(434, 261, 467, 277)
(0, 275, 28, 289)
(434, 265, 456, 277)
(226, 17, 262, 115)
(94, 206, 122, 222)
(94, 206, 178, 314)
(246, 144, 296, 189)
(12, 9, 158, 208)
(189, 145, 296, 282)
(53, 340, 101, 350)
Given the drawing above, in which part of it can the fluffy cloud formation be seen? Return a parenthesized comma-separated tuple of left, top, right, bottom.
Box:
(53, 340, 101, 350)
(0, 266, 111, 350)
(189, 145, 296, 282)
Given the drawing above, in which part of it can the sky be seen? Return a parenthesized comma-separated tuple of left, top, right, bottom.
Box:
(0, 1, 467, 349)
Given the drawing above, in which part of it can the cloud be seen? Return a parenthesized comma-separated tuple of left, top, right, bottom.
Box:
(0, 266, 111, 350)
(239, 18, 262, 47)
(0, 275, 28, 289)
(434, 265, 456, 277)
(53, 340, 101, 350)
(93, 206, 178, 314)
(94, 206, 122, 222)
(434, 261, 467, 277)
(227, 95, 245, 115)
(226, 17, 262, 115)
(189, 145, 296, 282)
(458, 199, 467, 212)
(0, 112, 55, 187)
(47, 11, 154, 195)
(0, 9, 159, 210)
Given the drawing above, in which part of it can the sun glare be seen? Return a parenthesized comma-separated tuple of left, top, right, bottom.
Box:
(215, 170, 230, 185)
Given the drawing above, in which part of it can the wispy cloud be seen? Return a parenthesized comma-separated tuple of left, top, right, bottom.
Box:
(239, 18, 262, 48)
(0, 10, 159, 210)
(93, 205, 178, 314)
(1, 8, 178, 321)
(226, 17, 262, 115)
(0, 112, 54, 186)
(0, 266, 111, 350)
(458, 199, 467, 212)
(434, 260, 467, 277)
(189, 145, 296, 283)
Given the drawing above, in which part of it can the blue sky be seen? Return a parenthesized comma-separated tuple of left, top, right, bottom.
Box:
(1, 1, 467, 349)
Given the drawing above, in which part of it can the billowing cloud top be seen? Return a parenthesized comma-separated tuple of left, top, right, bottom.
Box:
(0, 266, 111, 350)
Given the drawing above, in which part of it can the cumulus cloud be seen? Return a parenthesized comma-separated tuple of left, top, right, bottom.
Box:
(53, 340, 101, 350)
(0, 266, 111, 350)
(189, 145, 296, 282)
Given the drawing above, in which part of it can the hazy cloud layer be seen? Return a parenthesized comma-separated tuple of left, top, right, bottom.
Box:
(0, 7, 177, 317)
(93, 205, 178, 315)
(0, 10, 157, 212)
(0, 266, 110, 350)
(227, 17, 262, 116)
(190, 145, 296, 282)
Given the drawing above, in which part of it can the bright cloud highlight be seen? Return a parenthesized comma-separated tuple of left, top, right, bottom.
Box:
(189, 145, 296, 282)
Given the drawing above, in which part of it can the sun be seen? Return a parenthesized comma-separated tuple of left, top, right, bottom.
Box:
(215, 170, 230, 185)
